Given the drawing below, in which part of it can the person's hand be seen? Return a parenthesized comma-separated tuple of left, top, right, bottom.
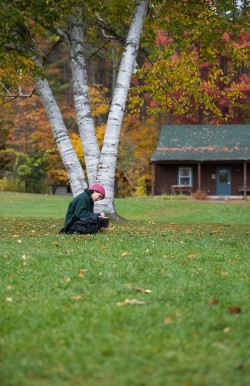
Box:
(99, 212, 105, 218)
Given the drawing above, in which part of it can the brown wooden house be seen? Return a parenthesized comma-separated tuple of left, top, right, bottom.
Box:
(150, 125, 250, 197)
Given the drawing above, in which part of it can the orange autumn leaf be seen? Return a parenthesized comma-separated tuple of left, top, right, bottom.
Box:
(164, 315, 174, 325)
(209, 298, 218, 306)
(228, 306, 241, 314)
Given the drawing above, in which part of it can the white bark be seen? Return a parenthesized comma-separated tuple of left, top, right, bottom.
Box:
(34, 0, 148, 215)
(68, 16, 100, 186)
(35, 77, 87, 196)
(95, 0, 149, 215)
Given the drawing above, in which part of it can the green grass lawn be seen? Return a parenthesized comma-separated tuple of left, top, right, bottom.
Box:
(0, 192, 250, 386)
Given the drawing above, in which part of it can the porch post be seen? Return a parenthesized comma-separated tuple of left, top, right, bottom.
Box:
(243, 161, 247, 198)
(197, 162, 201, 192)
(151, 162, 156, 196)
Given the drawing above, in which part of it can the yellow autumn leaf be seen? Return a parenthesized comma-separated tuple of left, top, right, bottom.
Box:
(121, 252, 129, 257)
(79, 269, 87, 278)
(186, 252, 197, 259)
(71, 295, 81, 301)
(162, 254, 175, 259)
(116, 298, 145, 306)
(134, 287, 152, 294)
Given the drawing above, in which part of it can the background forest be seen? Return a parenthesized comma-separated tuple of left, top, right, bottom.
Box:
(0, 0, 249, 197)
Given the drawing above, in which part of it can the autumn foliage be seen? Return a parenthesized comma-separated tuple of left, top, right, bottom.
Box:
(0, 0, 249, 195)
(129, 2, 250, 124)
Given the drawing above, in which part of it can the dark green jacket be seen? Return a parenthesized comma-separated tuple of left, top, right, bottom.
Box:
(64, 189, 96, 227)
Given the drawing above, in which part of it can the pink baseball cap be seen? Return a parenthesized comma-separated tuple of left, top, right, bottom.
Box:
(89, 184, 106, 198)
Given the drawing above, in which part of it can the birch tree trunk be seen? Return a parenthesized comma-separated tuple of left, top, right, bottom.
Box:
(35, 77, 87, 196)
(95, 0, 149, 216)
(36, 0, 148, 215)
(68, 15, 101, 186)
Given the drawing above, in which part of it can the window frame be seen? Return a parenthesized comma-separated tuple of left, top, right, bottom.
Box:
(178, 167, 193, 186)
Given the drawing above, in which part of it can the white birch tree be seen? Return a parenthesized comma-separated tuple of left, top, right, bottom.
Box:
(0, 0, 149, 216)
(68, 0, 148, 216)
(36, 0, 149, 217)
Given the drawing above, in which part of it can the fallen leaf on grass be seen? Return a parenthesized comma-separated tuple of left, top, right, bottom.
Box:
(79, 269, 87, 278)
(116, 298, 146, 306)
(223, 326, 231, 333)
(210, 230, 219, 235)
(71, 295, 81, 301)
(92, 257, 103, 263)
(164, 312, 182, 325)
(162, 254, 175, 259)
(228, 306, 241, 314)
(164, 315, 174, 325)
(186, 252, 197, 259)
(209, 298, 218, 306)
(121, 252, 129, 257)
(6, 297, 13, 302)
(134, 287, 152, 294)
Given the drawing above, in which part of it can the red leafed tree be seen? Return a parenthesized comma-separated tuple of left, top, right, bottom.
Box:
(129, 2, 250, 125)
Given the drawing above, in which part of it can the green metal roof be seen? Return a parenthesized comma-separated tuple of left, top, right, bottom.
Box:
(150, 125, 250, 162)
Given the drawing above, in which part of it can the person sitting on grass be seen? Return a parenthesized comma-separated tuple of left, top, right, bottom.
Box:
(60, 183, 108, 234)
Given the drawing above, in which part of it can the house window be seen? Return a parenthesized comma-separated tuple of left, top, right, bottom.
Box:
(178, 167, 192, 185)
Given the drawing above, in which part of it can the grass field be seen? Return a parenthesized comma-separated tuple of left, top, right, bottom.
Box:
(0, 192, 250, 386)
